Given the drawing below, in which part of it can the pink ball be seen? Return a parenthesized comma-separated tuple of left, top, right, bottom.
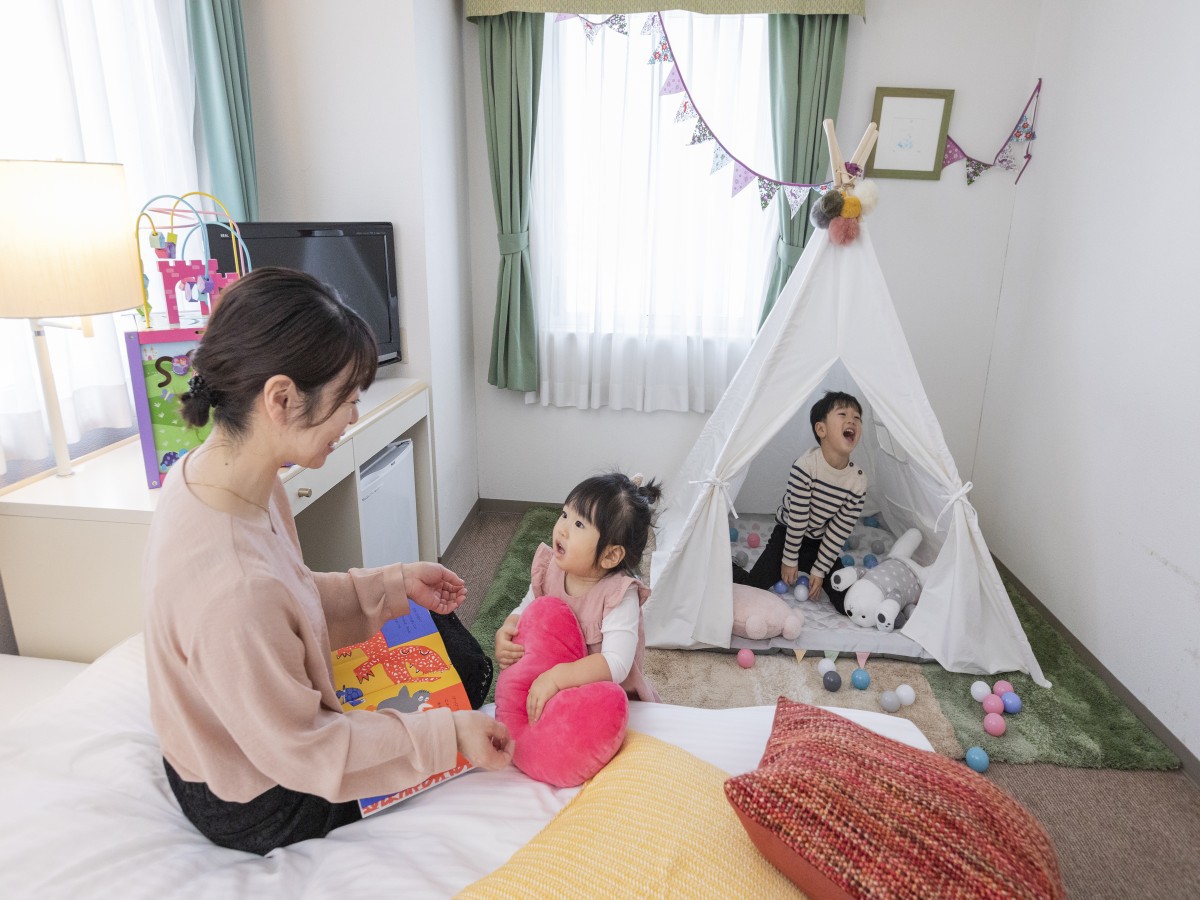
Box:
(747, 532, 761, 549)
(983, 712, 1007, 737)
(828, 216, 860, 246)
(737, 648, 755, 669)
(993, 680, 1014, 696)
(981, 694, 1004, 715)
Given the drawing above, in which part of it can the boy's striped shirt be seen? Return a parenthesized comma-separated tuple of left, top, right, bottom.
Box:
(776, 446, 868, 577)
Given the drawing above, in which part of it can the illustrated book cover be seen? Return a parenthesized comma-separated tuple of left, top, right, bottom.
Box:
(332, 604, 474, 816)
(124, 326, 210, 489)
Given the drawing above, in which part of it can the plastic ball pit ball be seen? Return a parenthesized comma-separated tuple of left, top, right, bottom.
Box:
(817, 658, 837, 675)
(773, 580, 789, 594)
(880, 691, 902, 713)
(895, 683, 916, 706)
(965, 746, 990, 773)
(841, 554, 855, 567)
(983, 712, 1007, 737)
(747, 532, 761, 549)
(863, 554, 879, 569)
(993, 679, 1014, 696)
(970, 681, 992, 703)
(851, 668, 871, 690)
(737, 648, 755, 669)
(981, 694, 1004, 716)
(822, 671, 842, 692)
(729, 527, 739, 542)
(1001, 691, 1023, 714)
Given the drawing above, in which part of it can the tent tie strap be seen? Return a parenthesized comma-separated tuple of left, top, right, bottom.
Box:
(934, 481, 974, 532)
(690, 477, 737, 521)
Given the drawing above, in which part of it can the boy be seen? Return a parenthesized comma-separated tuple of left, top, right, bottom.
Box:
(732, 391, 867, 615)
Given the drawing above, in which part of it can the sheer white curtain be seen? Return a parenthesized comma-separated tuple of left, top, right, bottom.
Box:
(0, 1, 199, 477)
(529, 12, 777, 412)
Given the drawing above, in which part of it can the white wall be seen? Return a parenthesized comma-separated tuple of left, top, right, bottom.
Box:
(464, 3, 1041, 504)
(243, 0, 479, 553)
(974, 1, 1200, 758)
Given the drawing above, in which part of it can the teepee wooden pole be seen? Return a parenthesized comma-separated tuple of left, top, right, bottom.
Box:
(849, 122, 879, 169)
(823, 118, 847, 187)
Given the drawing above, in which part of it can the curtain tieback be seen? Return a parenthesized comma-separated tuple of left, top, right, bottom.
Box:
(497, 230, 529, 255)
(777, 237, 804, 268)
(934, 481, 974, 533)
(690, 477, 737, 520)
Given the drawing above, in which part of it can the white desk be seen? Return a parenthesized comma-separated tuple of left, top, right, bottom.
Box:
(0, 375, 437, 663)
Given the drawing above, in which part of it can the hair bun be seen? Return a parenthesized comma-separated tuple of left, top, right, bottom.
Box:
(631, 473, 644, 487)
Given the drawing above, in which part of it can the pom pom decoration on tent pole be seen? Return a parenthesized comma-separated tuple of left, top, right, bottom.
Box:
(811, 120, 879, 246)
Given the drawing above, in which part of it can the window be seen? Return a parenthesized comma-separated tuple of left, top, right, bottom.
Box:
(0, 2, 200, 487)
(529, 12, 777, 412)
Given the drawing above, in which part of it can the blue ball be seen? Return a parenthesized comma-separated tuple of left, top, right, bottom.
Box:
(729, 527, 739, 542)
(773, 580, 789, 594)
(822, 671, 842, 692)
(851, 668, 871, 690)
(965, 746, 990, 773)
(841, 554, 855, 567)
(797, 574, 809, 589)
(864, 554, 879, 569)
(1001, 691, 1023, 714)
(864, 515, 880, 528)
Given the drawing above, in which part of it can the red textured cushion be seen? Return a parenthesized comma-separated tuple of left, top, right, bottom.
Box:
(724, 699, 1065, 899)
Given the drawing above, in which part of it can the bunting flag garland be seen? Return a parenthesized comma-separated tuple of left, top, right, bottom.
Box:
(554, 13, 1038, 209)
(942, 78, 1041, 186)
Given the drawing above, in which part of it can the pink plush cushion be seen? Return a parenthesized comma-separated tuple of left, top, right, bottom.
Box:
(495, 596, 628, 787)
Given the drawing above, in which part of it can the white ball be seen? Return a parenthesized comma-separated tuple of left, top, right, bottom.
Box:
(970, 680, 992, 703)
(817, 658, 837, 675)
(880, 690, 902, 713)
(895, 684, 916, 706)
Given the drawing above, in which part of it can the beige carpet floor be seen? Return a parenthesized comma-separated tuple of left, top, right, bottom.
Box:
(645, 648, 964, 758)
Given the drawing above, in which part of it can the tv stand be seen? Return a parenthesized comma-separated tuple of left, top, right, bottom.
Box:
(0, 375, 437, 663)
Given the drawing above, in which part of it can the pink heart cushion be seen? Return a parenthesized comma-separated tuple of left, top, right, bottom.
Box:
(495, 596, 629, 787)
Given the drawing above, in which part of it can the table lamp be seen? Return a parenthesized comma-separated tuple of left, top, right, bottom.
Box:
(0, 160, 142, 477)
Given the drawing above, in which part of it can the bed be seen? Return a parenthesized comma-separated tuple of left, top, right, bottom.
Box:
(0, 635, 932, 897)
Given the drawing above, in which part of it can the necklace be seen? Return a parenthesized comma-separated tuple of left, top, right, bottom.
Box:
(188, 481, 271, 515)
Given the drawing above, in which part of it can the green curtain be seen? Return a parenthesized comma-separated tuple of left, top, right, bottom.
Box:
(759, 13, 847, 325)
(475, 13, 543, 392)
(186, 0, 259, 222)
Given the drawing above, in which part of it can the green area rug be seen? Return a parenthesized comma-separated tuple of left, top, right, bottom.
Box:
(470, 508, 1179, 770)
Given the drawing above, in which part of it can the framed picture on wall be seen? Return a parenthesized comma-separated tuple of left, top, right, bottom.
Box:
(866, 87, 955, 180)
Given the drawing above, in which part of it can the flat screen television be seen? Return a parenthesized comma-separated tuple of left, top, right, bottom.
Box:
(206, 221, 402, 364)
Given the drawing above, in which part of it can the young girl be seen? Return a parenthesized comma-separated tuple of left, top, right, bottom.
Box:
(495, 473, 663, 723)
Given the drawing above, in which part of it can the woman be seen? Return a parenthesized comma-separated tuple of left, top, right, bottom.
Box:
(143, 267, 512, 855)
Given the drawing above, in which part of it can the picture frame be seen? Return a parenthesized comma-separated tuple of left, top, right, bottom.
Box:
(866, 87, 955, 180)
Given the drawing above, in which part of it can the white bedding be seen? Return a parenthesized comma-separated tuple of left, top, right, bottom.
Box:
(0, 635, 931, 898)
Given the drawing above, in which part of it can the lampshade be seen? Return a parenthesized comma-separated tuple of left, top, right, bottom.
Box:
(0, 160, 142, 318)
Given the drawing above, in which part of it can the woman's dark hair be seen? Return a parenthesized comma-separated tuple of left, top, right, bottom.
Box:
(180, 267, 378, 435)
(566, 472, 663, 577)
(809, 390, 862, 442)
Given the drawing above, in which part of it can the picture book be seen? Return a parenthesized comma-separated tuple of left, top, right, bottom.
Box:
(332, 604, 474, 816)
(124, 327, 211, 489)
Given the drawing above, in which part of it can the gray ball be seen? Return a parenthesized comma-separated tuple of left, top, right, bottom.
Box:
(822, 671, 842, 692)
(880, 690, 902, 713)
(871, 539, 887, 555)
(819, 189, 845, 218)
(809, 203, 832, 230)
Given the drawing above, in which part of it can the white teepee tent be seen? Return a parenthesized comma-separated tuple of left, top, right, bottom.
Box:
(644, 223, 1050, 687)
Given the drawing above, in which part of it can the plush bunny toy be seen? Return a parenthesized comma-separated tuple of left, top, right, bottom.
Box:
(831, 528, 926, 632)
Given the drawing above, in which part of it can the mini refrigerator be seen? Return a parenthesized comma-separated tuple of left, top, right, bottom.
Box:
(358, 439, 419, 568)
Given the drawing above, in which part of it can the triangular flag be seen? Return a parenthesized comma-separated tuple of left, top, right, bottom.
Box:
(942, 135, 967, 168)
(724, 164, 753, 196)
(823, 649, 839, 661)
(689, 117, 714, 146)
(757, 177, 780, 210)
(965, 158, 991, 185)
(605, 14, 628, 36)
(674, 98, 697, 123)
(660, 64, 685, 95)
(856, 651, 870, 668)
(793, 649, 806, 665)
(993, 141, 1019, 173)
(813, 181, 834, 196)
(710, 144, 732, 173)
(647, 35, 673, 65)
(581, 19, 597, 42)
(783, 185, 811, 218)
(1011, 114, 1035, 142)
(555, 13, 574, 23)
(641, 13, 661, 35)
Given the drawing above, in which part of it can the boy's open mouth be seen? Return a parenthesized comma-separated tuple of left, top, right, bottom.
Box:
(843, 427, 857, 441)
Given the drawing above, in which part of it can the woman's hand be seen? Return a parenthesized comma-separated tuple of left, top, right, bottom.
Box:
(452, 710, 513, 770)
(401, 562, 467, 614)
(494, 615, 524, 669)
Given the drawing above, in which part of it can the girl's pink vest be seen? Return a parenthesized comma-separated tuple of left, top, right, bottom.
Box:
(530, 544, 660, 702)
